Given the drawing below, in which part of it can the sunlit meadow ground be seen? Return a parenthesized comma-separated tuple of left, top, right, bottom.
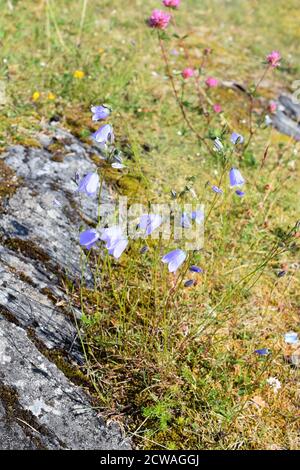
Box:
(1, 0, 299, 450)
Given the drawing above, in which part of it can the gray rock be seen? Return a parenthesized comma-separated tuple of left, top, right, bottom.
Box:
(0, 126, 130, 449)
(0, 318, 130, 449)
(271, 95, 300, 140)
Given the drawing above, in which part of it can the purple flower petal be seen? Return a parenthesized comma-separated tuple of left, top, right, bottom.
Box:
(180, 213, 192, 229)
(235, 190, 245, 197)
(230, 132, 244, 145)
(162, 249, 186, 272)
(92, 124, 114, 144)
(229, 168, 245, 187)
(184, 279, 195, 287)
(211, 185, 223, 194)
(109, 238, 128, 259)
(189, 265, 203, 273)
(139, 214, 162, 236)
(77, 172, 99, 198)
(191, 210, 204, 225)
(255, 348, 270, 356)
(100, 226, 128, 259)
(91, 105, 110, 121)
(79, 229, 99, 250)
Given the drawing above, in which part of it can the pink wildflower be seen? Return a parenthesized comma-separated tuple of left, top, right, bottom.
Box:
(204, 48, 212, 56)
(163, 0, 181, 7)
(268, 101, 277, 114)
(182, 68, 194, 79)
(266, 51, 281, 68)
(213, 104, 222, 113)
(205, 76, 218, 88)
(148, 9, 171, 30)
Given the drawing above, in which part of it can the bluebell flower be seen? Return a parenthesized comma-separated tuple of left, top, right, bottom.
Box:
(211, 185, 223, 194)
(277, 270, 286, 278)
(180, 212, 192, 229)
(140, 245, 149, 254)
(255, 348, 270, 356)
(77, 172, 99, 197)
(79, 229, 99, 250)
(100, 226, 128, 259)
(284, 331, 298, 344)
(162, 249, 186, 273)
(191, 210, 204, 225)
(184, 279, 195, 287)
(230, 132, 244, 145)
(213, 137, 223, 152)
(189, 265, 203, 273)
(91, 105, 110, 121)
(235, 190, 245, 197)
(92, 124, 114, 145)
(229, 168, 245, 187)
(139, 214, 162, 236)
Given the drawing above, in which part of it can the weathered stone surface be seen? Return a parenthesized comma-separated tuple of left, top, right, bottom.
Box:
(271, 95, 300, 140)
(0, 318, 129, 449)
(0, 125, 130, 450)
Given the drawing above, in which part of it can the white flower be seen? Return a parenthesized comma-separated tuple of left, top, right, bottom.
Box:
(266, 377, 281, 393)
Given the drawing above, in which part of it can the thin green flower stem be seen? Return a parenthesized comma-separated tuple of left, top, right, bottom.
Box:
(97, 171, 104, 226)
(77, 0, 88, 47)
(158, 35, 213, 156)
(243, 65, 271, 154)
(47, 0, 70, 52)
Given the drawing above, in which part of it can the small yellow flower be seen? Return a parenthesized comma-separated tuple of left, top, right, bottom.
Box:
(73, 70, 85, 79)
(47, 92, 56, 100)
(98, 48, 105, 55)
(32, 91, 40, 101)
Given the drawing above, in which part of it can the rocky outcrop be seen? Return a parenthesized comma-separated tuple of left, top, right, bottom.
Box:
(272, 94, 300, 140)
(0, 125, 130, 449)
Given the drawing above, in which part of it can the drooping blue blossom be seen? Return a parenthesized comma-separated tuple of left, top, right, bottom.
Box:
(79, 229, 99, 250)
(162, 249, 186, 273)
(277, 270, 286, 278)
(140, 245, 149, 254)
(189, 265, 203, 273)
(211, 185, 223, 194)
(91, 105, 110, 121)
(255, 348, 271, 356)
(92, 124, 114, 145)
(284, 331, 298, 344)
(77, 172, 99, 197)
(235, 190, 245, 197)
(100, 226, 128, 259)
(184, 279, 195, 287)
(191, 210, 204, 225)
(139, 214, 162, 236)
(213, 137, 223, 152)
(229, 168, 245, 187)
(230, 132, 244, 145)
(180, 212, 192, 229)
